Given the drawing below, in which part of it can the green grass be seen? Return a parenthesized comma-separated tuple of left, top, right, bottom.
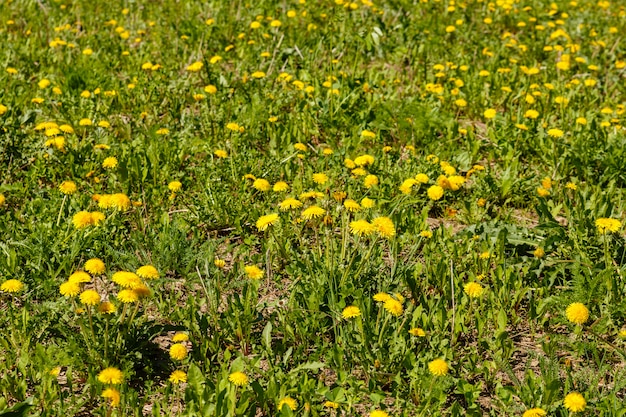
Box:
(1, 0, 626, 415)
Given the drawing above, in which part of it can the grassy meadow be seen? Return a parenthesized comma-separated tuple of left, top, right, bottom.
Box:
(1, 0, 626, 415)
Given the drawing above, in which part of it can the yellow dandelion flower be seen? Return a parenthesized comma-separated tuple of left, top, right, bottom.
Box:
(79, 290, 101, 306)
(483, 108, 497, 119)
(102, 157, 118, 169)
(409, 327, 426, 337)
(373, 293, 391, 302)
(361, 197, 375, 208)
(59, 181, 77, 195)
(370, 411, 389, 417)
(117, 289, 139, 303)
(1, 279, 24, 293)
(596, 218, 621, 234)
(533, 248, 545, 258)
(253, 178, 271, 191)
(168, 181, 182, 192)
(59, 281, 81, 297)
(278, 397, 297, 411)
(112, 272, 142, 288)
(186, 61, 203, 72)
(98, 367, 124, 384)
(364, 174, 379, 188)
(522, 408, 546, 417)
(279, 198, 303, 210)
(344, 199, 361, 212)
(72, 211, 93, 229)
(228, 371, 249, 386)
(312, 173, 329, 185)
(428, 358, 449, 376)
(547, 128, 564, 138)
(85, 258, 105, 274)
(67, 271, 91, 284)
(301, 206, 326, 220)
(463, 282, 484, 298)
(172, 332, 189, 342)
(137, 265, 159, 279)
(98, 302, 116, 314)
(169, 343, 188, 360)
(350, 219, 375, 237)
(427, 185, 444, 201)
(324, 401, 340, 409)
(537, 187, 550, 197)
(214, 149, 228, 158)
(566, 302, 589, 325)
(342, 305, 361, 319)
(256, 213, 279, 231)
(244, 265, 264, 280)
(101, 388, 121, 407)
(354, 154, 375, 167)
(167, 370, 187, 384)
(372, 216, 395, 239)
(383, 298, 403, 316)
(273, 181, 289, 192)
(563, 392, 586, 412)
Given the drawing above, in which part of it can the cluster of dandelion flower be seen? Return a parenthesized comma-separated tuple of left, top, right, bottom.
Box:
(72, 210, 105, 229)
(373, 292, 404, 316)
(98, 367, 123, 408)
